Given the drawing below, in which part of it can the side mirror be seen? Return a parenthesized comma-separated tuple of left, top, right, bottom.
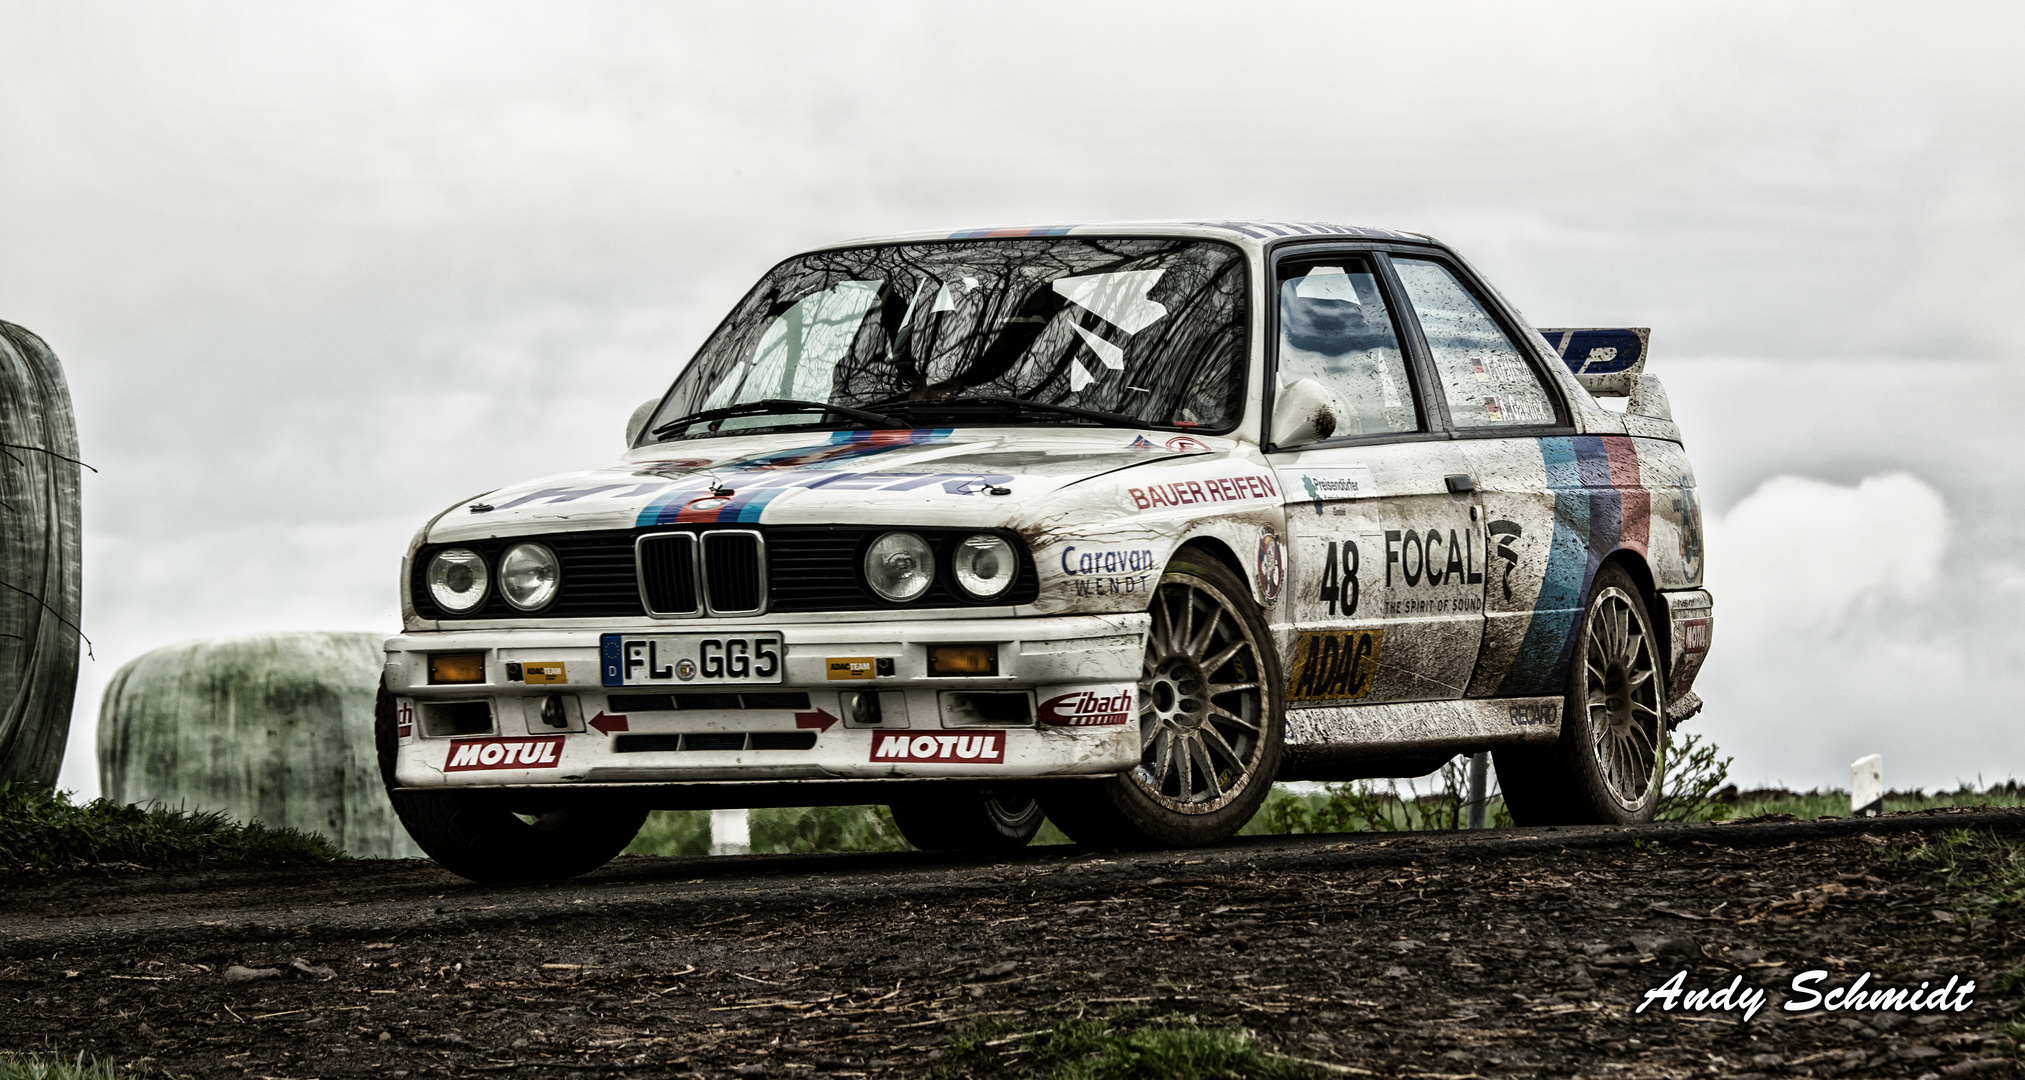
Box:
(1271, 379, 1340, 447)
(625, 397, 660, 447)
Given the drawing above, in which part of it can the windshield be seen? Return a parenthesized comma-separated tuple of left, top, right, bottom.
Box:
(646, 238, 1247, 441)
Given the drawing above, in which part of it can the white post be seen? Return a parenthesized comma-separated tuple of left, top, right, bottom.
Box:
(1851, 754, 1884, 818)
(709, 807, 752, 855)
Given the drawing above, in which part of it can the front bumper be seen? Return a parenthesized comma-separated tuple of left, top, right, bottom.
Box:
(383, 613, 1148, 789)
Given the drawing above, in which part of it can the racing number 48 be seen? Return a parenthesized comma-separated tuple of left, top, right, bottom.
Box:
(1317, 540, 1360, 616)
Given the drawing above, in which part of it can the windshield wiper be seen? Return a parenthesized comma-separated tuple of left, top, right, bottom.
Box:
(650, 398, 907, 439)
(870, 394, 1157, 431)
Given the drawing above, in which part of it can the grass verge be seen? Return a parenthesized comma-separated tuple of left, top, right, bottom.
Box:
(0, 1052, 171, 1079)
(1894, 827, 2025, 924)
(0, 783, 343, 874)
(942, 1007, 1338, 1080)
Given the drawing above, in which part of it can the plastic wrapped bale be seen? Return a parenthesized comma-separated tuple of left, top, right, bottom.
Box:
(97, 631, 422, 858)
(0, 321, 84, 786)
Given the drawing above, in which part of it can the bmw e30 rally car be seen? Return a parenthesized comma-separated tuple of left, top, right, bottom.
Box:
(378, 221, 1714, 882)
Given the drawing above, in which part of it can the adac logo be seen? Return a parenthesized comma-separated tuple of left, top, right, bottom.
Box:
(444, 736, 566, 772)
(1038, 691, 1133, 727)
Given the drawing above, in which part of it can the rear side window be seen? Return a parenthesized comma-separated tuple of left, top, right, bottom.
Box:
(1274, 257, 1420, 440)
(1392, 258, 1556, 428)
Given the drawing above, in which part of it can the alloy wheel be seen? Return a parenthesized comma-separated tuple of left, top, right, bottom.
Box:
(1135, 573, 1269, 814)
(1584, 585, 1663, 810)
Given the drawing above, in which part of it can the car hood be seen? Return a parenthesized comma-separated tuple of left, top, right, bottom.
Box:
(426, 427, 1229, 542)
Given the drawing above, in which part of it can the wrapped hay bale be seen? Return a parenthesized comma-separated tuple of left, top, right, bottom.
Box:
(97, 631, 421, 858)
(0, 322, 84, 786)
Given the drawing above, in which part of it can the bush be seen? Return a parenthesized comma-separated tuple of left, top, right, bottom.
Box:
(1252, 755, 1511, 835)
(0, 783, 342, 874)
(1657, 730, 1735, 822)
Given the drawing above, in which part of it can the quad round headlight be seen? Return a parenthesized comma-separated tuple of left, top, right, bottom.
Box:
(864, 531, 935, 602)
(951, 533, 1017, 600)
(498, 542, 562, 611)
(426, 547, 490, 614)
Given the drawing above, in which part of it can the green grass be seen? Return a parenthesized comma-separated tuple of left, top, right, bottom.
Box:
(1893, 828, 2025, 923)
(0, 1052, 171, 1079)
(0, 783, 342, 874)
(625, 804, 909, 857)
(1727, 785, 2025, 820)
(942, 1008, 1335, 1080)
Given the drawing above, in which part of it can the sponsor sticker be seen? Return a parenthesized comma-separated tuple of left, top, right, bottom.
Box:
(1286, 629, 1385, 703)
(1256, 526, 1285, 604)
(1058, 544, 1158, 597)
(1286, 466, 1377, 514)
(443, 735, 566, 772)
(1126, 474, 1276, 510)
(827, 657, 876, 681)
(1506, 700, 1558, 727)
(1165, 435, 1210, 452)
(1039, 691, 1133, 727)
(395, 699, 414, 741)
(869, 730, 1007, 764)
(1682, 618, 1712, 654)
(522, 662, 567, 685)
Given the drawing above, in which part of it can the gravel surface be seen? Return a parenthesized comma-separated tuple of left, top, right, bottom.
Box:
(3, 808, 2022, 1078)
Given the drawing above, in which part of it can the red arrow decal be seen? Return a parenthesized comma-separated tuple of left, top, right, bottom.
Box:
(794, 708, 839, 733)
(588, 711, 629, 736)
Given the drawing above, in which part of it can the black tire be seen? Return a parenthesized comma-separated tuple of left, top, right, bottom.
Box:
(888, 793, 1045, 851)
(1039, 550, 1283, 849)
(1496, 563, 1665, 826)
(376, 689, 647, 883)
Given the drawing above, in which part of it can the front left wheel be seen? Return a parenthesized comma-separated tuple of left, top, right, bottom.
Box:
(376, 689, 647, 883)
(1040, 551, 1283, 849)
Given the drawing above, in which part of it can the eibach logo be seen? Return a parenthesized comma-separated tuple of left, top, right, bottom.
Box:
(396, 700, 415, 740)
(1038, 691, 1132, 727)
(444, 736, 566, 772)
(869, 731, 1006, 764)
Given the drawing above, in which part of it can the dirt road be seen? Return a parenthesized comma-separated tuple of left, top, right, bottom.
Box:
(4, 809, 2022, 1078)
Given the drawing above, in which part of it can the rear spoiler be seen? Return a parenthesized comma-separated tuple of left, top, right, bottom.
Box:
(1539, 327, 1671, 421)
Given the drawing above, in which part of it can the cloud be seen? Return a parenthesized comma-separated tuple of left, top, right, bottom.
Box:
(1707, 472, 1948, 636)
(1689, 471, 2025, 793)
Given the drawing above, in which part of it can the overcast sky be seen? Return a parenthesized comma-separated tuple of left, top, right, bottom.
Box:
(5, 1, 2021, 797)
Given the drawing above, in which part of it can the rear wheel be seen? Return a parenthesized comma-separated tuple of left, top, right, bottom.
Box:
(376, 689, 647, 882)
(1496, 564, 1665, 825)
(1040, 551, 1283, 849)
(889, 794, 1044, 851)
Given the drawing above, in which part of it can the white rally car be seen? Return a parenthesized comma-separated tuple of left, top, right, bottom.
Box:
(379, 221, 1713, 882)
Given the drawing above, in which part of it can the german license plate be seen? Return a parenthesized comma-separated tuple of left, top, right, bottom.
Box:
(600, 633, 784, 687)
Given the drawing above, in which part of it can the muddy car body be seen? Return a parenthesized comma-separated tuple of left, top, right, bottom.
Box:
(380, 221, 1713, 880)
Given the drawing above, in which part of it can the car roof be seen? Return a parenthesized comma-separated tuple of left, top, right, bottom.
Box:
(818, 219, 1435, 252)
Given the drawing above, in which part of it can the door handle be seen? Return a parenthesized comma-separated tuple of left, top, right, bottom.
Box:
(1445, 474, 1475, 494)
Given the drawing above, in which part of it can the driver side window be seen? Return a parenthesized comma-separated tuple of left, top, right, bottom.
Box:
(1272, 256, 1420, 445)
